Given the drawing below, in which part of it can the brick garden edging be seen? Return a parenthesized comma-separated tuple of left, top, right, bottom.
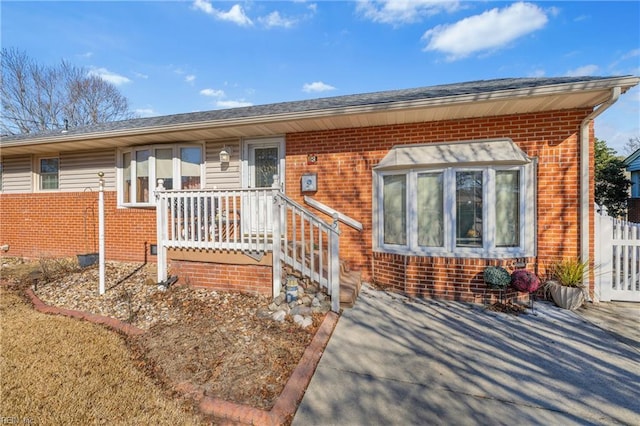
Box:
(24, 288, 340, 425)
(25, 288, 145, 336)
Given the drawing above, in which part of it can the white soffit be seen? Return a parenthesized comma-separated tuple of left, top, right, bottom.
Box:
(374, 139, 531, 170)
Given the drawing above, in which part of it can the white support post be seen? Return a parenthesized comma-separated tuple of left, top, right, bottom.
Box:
(330, 213, 340, 313)
(272, 191, 282, 298)
(156, 179, 168, 284)
(98, 172, 105, 295)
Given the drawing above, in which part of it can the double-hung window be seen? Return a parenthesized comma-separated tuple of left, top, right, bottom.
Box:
(118, 144, 203, 206)
(374, 139, 535, 258)
(38, 157, 59, 190)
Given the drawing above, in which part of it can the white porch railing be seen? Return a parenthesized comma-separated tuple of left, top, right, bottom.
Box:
(595, 204, 640, 302)
(155, 183, 341, 312)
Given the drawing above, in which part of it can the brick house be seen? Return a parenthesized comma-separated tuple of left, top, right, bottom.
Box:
(1, 76, 638, 305)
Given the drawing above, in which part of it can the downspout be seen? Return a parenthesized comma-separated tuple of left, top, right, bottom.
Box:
(580, 86, 621, 298)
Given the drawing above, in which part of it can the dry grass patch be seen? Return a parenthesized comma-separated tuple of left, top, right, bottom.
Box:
(0, 288, 208, 424)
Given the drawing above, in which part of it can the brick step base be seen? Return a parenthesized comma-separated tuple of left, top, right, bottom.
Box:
(339, 262, 362, 309)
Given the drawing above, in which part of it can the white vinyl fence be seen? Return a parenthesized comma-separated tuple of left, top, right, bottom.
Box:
(595, 204, 640, 302)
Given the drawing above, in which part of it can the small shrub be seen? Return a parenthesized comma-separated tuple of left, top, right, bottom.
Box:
(549, 258, 589, 287)
(511, 270, 540, 293)
(483, 266, 511, 289)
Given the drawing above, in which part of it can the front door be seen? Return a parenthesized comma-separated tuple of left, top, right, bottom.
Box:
(244, 138, 285, 234)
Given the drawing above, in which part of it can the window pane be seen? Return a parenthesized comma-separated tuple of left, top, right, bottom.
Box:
(40, 158, 59, 190)
(383, 175, 406, 245)
(417, 172, 443, 247)
(456, 171, 482, 247)
(156, 148, 173, 190)
(181, 147, 201, 189)
(254, 147, 278, 188)
(136, 150, 150, 203)
(496, 170, 520, 247)
(123, 152, 131, 203)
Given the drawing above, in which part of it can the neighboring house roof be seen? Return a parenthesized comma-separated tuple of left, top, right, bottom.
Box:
(623, 148, 640, 171)
(1, 75, 639, 156)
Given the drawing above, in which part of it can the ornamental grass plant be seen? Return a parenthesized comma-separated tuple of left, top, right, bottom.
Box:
(548, 257, 590, 287)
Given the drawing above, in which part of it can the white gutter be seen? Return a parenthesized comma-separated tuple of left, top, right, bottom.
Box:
(580, 86, 621, 297)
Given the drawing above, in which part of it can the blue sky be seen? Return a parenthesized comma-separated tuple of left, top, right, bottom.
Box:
(3, 1, 639, 153)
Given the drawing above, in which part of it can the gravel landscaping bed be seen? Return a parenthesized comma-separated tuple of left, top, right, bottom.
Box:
(3, 258, 326, 411)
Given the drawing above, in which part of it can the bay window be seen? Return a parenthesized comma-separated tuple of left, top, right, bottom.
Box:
(374, 139, 534, 258)
(118, 144, 203, 206)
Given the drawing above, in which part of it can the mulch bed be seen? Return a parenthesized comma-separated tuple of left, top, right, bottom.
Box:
(2, 258, 324, 411)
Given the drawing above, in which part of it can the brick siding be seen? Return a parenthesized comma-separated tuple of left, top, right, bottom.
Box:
(0, 191, 154, 262)
(285, 109, 595, 301)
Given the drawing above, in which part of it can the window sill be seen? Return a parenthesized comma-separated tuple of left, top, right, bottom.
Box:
(118, 203, 157, 210)
(374, 247, 531, 259)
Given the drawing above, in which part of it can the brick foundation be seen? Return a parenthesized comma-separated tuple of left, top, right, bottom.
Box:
(373, 253, 536, 304)
(169, 260, 273, 296)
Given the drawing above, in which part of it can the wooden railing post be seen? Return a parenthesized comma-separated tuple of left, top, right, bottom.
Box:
(272, 191, 282, 298)
(330, 213, 340, 313)
(155, 179, 168, 284)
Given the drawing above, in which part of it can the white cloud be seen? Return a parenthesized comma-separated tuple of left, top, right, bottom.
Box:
(216, 100, 253, 108)
(259, 11, 297, 28)
(78, 51, 93, 59)
(135, 108, 156, 117)
(87, 67, 131, 86)
(185, 74, 196, 84)
(200, 88, 225, 97)
(422, 2, 548, 61)
(357, 0, 459, 25)
(192, 0, 253, 26)
(302, 81, 336, 93)
(566, 64, 599, 77)
(133, 71, 149, 79)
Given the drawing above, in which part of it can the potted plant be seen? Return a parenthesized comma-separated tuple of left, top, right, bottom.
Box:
(484, 266, 511, 289)
(510, 270, 541, 294)
(544, 258, 589, 310)
(483, 266, 511, 304)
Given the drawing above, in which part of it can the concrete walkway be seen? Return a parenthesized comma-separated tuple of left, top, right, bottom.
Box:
(293, 286, 640, 426)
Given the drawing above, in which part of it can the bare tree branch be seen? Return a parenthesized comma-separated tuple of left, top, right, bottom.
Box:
(1, 48, 136, 135)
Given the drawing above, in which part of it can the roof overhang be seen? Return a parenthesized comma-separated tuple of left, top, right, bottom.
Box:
(1, 76, 638, 156)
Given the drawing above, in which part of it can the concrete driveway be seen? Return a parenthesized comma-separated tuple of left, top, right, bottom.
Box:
(293, 286, 640, 426)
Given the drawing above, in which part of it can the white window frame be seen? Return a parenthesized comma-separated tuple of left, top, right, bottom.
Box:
(116, 143, 205, 207)
(374, 163, 535, 258)
(35, 156, 60, 191)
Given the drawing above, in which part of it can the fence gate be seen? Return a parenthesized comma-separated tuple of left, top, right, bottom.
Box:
(595, 205, 640, 302)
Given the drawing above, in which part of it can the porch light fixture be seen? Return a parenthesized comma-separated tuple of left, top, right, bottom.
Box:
(219, 147, 231, 163)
